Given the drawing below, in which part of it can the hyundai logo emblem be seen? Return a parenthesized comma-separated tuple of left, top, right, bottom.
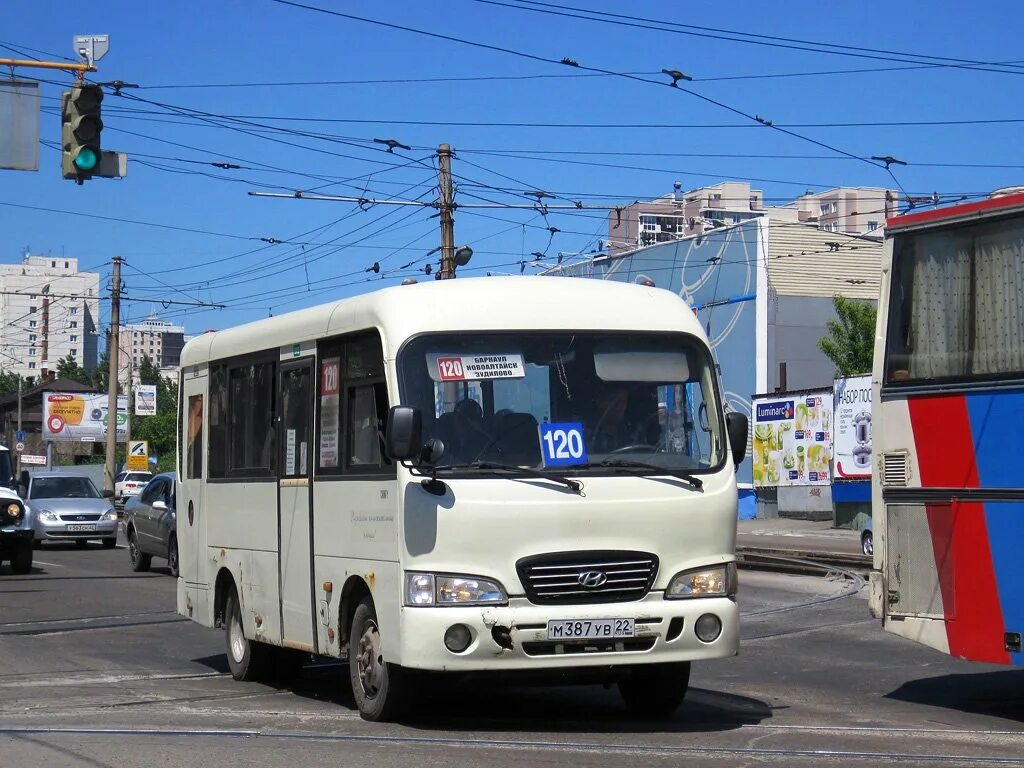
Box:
(578, 570, 608, 588)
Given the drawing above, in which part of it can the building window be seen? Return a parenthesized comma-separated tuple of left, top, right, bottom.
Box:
(28, 348, 36, 357)
(820, 201, 838, 215)
(750, 195, 758, 207)
(70, 321, 77, 329)
(64, 261, 69, 268)
(29, 294, 36, 300)
(712, 193, 722, 200)
(28, 362, 36, 369)
(29, 306, 36, 314)
(867, 220, 879, 231)
(70, 335, 77, 342)
(50, 260, 56, 267)
(29, 334, 36, 342)
(70, 307, 78, 315)
(29, 320, 36, 328)
(71, 348, 77, 357)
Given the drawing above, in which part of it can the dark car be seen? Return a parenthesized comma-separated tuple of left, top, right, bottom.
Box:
(124, 472, 178, 576)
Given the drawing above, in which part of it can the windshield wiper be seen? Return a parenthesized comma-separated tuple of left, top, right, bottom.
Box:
(438, 461, 583, 493)
(594, 458, 703, 489)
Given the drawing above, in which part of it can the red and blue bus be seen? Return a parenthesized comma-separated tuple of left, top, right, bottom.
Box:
(870, 190, 1024, 665)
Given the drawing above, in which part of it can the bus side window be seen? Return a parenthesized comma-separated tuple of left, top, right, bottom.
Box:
(186, 394, 204, 480)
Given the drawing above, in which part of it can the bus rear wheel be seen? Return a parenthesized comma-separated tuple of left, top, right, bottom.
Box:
(225, 585, 270, 681)
(618, 661, 691, 719)
(348, 594, 413, 721)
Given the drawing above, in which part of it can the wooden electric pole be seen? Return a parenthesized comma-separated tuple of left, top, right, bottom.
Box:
(103, 256, 122, 495)
(437, 144, 456, 279)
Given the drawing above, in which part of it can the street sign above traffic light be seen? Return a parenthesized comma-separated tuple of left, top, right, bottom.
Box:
(61, 84, 103, 181)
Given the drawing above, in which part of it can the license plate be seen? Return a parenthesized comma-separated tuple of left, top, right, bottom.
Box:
(66, 524, 96, 532)
(547, 618, 635, 640)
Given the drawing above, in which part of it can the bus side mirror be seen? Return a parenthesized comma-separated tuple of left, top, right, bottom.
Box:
(385, 406, 423, 461)
(726, 412, 748, 466)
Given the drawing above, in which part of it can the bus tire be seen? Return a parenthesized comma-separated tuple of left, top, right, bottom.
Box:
(618, 661, 691, 719)
(225, 585, 269, 681)
(348, 594, 412, 721)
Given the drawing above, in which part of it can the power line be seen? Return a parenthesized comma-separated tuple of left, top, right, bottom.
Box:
(476, 0, 1024, 76)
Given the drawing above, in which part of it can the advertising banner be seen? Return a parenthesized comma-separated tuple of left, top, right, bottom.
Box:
(833, 375, 872, 480)
(43, 392, 128, 442)
(135, 385, 157, 416)
(752, 392, 833, 487)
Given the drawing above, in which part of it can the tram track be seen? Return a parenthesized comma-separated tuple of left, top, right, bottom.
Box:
(1, 726, 1021, 765)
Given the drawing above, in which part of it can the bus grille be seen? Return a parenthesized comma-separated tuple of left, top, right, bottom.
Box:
(516, 551, 659, 605)
(881, 452, 910, 486)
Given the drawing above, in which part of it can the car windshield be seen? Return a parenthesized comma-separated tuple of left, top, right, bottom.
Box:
(126, 473, 152, 482)
(30, 477, 103, 499)
(0, 451, 13, 489)
(398, 332, 725, 472)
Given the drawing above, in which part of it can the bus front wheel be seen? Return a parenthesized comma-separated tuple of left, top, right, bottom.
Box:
(348, 594, 413, 721)
(225, 585, 270, 681)
(618, 661, 691, 719)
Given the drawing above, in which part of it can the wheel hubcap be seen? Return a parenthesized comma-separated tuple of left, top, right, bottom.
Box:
(129, 535, 138, 563)
(229, 607, 246, 662)
(356, 620, 383, 698)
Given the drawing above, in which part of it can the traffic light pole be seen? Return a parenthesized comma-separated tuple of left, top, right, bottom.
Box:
(103, 257, 122, 496)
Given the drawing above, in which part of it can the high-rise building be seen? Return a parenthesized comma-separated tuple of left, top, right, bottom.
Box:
(0, 253, 101, 383)
(118, 313, 185, 383)
(606, 181, 898, 255)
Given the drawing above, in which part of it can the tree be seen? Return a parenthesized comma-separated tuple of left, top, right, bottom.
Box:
(818, 296, 877, 377)
(131, 355, 178, 471)
(91, 353, 109, 392)
(0, 370, 20, 396)
(56, 356, 92, 386)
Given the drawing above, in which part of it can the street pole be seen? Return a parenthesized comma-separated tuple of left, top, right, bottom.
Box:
(16, 375, 22, 476)
(125, 355, 133, 445)
(437, 144, 456, 280)
(103, 257, 122, 495)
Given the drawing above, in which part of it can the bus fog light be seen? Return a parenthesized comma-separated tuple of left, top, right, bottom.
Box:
(694, 613, 722, 643)
(444, 624, 473, 653)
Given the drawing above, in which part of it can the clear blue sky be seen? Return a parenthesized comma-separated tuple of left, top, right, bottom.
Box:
(3, 1, 1023, 338)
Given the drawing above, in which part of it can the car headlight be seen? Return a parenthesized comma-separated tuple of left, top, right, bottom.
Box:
(38, 509, 59, 523)
(6, 503, 21, 518)
(103, 509, 118, 521)
(404, 572, 508, 606)
(666, 563, 737, 599)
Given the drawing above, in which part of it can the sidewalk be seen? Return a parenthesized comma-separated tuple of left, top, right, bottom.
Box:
(736, 517, 864, 558)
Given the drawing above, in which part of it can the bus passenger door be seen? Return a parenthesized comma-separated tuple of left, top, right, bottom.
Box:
(180, 371, 208, 614)
(278, 359, 317, 652)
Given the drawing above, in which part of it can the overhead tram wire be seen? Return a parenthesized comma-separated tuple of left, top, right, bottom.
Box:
(475, 0, 1024, 75)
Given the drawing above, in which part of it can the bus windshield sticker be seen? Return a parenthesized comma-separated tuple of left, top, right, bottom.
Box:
(539, 422, 589, 468)
(286, 429, 297, 475)
(320, 357, 341, 468)
(432, 354, 525, 381)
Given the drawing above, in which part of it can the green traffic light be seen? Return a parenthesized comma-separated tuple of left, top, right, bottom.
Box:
(74, 147, 98, 171)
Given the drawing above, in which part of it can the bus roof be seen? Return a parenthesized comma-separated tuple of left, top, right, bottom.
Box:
(886, 190, 1024, 232)
(181, 276, 706, 367)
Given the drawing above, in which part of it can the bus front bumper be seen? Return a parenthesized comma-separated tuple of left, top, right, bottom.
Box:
(397, 594, 738, 672)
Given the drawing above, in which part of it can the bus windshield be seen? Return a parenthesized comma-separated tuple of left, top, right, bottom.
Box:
(398, 332, 725, 472)
(885, 212, 1024, 384)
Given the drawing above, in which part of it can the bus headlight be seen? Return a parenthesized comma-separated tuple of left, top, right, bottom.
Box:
(404, 572, 508, 606)
(666, 563, 737, 599)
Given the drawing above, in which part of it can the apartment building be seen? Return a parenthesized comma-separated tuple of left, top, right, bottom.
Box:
(0, 253, 100, 383)
(607, 181, 898, 254)
(117, 313, 185, 383)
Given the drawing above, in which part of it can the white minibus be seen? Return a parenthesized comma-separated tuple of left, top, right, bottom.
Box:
(177, 276, 747, 720)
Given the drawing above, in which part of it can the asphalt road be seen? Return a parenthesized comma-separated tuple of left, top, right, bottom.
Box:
(1, 533, 1022, 767)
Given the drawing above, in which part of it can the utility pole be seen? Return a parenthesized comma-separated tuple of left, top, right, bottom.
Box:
(103, 256, 122, 495)
(16, 375, 22, 476)
(437, 144, 456, 280)
(124, 355, 133, 445)
(40, 287, 50, 380)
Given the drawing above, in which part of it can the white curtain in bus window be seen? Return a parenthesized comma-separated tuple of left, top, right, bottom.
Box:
(319, 357, 340, 468)
(348, 386, 381, 466)
(973, 219, 1024, 375)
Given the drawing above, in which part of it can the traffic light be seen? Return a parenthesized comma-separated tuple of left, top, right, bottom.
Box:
(61, 85, 103, 181)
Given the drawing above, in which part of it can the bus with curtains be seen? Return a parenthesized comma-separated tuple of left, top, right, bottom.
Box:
(176, 276, 748, 721)
(870, 190, 1024, 666)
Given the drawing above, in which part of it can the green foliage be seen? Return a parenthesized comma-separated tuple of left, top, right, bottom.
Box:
(818, 296, 878, 377)
(131, 355, 178, 470)
(56, 355, 92, 386)
(91, 353, 109, 391)
(0, 370, 20, 396)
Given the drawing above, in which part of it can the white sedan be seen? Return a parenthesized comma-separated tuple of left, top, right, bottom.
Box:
(114, 471, 153, 506)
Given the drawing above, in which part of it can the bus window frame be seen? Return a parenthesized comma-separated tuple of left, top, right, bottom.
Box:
(207, 349, 279, 484)
(315, 329, 396, 481)
(882, 210, 1024, 396)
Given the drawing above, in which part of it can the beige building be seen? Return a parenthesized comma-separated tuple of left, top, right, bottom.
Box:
(117, 313, 185, 384)
(0, 253, 100, 383)
(607, 181, 898, 255)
